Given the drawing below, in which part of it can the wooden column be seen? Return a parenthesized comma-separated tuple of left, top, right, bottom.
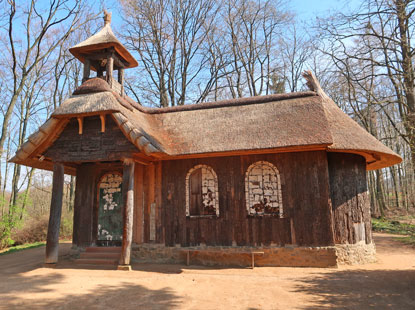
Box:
(118, 159, 135, 270)
(97, 66, 104, 78)
(45, 162, 64, 264)
(106, 52, 114, 87)
(82, 59, 91, 83)
(118, 68, 125, 96)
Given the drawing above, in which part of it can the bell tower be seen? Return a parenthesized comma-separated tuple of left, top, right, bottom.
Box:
(69, 11, 138, 97)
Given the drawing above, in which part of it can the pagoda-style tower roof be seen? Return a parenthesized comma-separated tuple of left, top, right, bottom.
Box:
(69, 11, 138, 70)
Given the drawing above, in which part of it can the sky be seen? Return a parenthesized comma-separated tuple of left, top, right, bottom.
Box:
(106, 0, 360, 26)
(290, 0, 359, 21)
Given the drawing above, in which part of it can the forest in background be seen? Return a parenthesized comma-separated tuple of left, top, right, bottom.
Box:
(0, 0, 414, 248)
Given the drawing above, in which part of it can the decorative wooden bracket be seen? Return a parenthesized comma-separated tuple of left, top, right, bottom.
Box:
(77, 117, 83, 135)
(100, 114, 106, 133)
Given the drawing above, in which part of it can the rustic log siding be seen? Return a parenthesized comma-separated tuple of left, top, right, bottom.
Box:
(161, 151, 334, 247)
(328, 153, 372, 244)
(138, 162, 164, 244)
(45, 115, 137, 162)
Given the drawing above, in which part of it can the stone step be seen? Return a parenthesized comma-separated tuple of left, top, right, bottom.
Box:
(85, 247, 122, 253)
(80, 252, 120, 259)
(74, 258, 118, 266)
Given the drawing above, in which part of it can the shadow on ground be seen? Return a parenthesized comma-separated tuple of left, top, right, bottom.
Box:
(0, 271, 181, 310)
(294, 269, 415, 309)
(56, 256, 250, 274)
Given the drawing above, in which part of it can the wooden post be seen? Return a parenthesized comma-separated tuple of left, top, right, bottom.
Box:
(45, 162, 64, 264)
(118, 159, 135, 270)
(97, 66, 104, 78)
(82, 59, 91, 83)
(107, 52, 114, 87)
(118, 68, 125, 96)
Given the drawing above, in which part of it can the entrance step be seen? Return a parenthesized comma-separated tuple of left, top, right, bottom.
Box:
(85, 246, 122, 253)
(74, 247, 122, 266)
(75, 258, 118, 266)
(80, 252, 120, 259)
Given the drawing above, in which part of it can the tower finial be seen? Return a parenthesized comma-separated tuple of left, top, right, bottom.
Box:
(103, 10, 112, 26)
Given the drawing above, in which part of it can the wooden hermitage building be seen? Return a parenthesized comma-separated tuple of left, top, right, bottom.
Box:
(11, 13, 402, 268)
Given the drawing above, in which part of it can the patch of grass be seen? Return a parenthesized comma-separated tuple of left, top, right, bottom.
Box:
(372, 218, 415, 235)
(395, 235, 415, 247)
(372, 217, 415, 246)
(0, 241, 45, 256)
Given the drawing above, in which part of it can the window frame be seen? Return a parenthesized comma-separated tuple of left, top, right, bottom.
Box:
(245, 161, 283, 218)
(185, 164, 220, 218)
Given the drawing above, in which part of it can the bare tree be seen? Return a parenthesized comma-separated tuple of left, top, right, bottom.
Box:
(315, 0, 415, 213)
(278, 24, 314, 92)
(0, 0, 94, 192)
(120, 0, 220, 107)
(221, 0, 291, 97)
(317, 0, 415, 173)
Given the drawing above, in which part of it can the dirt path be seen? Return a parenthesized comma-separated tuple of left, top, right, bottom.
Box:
(0, 233, 414, 310)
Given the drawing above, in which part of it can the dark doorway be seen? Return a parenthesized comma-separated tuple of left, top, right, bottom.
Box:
(97, 173, 123, 246)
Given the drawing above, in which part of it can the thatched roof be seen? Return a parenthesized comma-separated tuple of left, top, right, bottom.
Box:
(10, 73, 401, 172)
(69, 13, 138, 69)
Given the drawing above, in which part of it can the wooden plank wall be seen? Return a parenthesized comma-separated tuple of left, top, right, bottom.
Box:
(135, 162, 163, 244)
(328, 153, 372, 244)
(73, 164, 96, 247)
(133, 164, 144, 243)
(45, 116, 137, 162)
(161, 151, 334, 247)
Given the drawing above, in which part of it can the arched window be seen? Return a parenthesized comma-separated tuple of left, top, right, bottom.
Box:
(245, 161, 283, 217)
(186, 165, 219, 217)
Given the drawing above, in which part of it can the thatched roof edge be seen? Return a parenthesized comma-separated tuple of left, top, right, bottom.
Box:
(111, 112, 162, 156)
(9, 118, 60, 163)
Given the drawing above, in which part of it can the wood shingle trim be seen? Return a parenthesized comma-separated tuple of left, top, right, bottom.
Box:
(111, 112, 161, 156)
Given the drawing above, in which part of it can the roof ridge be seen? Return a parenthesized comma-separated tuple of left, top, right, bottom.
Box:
(130, 91, 318, 114)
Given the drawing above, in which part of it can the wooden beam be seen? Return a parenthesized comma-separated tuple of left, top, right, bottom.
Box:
(119, 159, 135, 268)
(45, 162, 64, 264)
(100, 114, 106, 133)
(77, 117, 83, 135)
(157, 144, 330, 161)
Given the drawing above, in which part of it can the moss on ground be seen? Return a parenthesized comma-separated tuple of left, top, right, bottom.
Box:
(0, 241, 45, 256)
(372, 218, 415, 246)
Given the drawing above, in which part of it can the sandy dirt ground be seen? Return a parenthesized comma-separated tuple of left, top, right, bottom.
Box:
(0, 232, 414, 310)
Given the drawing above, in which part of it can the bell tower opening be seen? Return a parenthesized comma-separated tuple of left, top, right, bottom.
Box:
(69, 10, 138, 97)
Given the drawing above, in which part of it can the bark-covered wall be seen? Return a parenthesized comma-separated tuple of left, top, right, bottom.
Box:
(328, 153, 372, 244)
(161, 151, 334, 247)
